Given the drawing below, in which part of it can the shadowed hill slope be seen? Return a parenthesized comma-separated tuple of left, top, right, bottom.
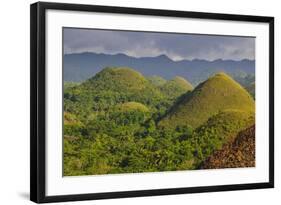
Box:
(158, 72, 254, 129)
(191, 109, 254, 166)
(200, 125, 255, 169)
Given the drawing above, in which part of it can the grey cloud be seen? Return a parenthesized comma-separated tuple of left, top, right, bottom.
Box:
(64, 28, 255, 61)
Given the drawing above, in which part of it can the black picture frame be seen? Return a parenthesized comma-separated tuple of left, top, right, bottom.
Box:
(30, 1, 274, 203)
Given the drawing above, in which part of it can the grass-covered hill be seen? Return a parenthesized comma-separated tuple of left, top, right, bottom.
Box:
(200, 125, 255, 169)
(159, 76, 193, 99)
(158, 72, 255, 129)
(64, 67, 168, 117)
(82, 67, 147, 92)
(115, 102, 149, 113)
(147, 75, 167, 87)
(63, 67, 256, 176)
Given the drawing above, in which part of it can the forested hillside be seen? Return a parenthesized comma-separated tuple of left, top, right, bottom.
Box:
(64, 67, 255, 176)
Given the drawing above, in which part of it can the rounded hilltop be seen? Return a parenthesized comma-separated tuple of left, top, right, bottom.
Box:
(160, 76, 193, 98)
(171, 76, 193, 91)
(82, 67, 147, 92)
(146, 75, 167, 87)
(158, 72, 255, 129)
(71, 67, 164, 110)
(115, 102, 149, 113)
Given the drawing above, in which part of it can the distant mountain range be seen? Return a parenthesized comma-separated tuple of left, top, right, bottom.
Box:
(64, 52, 255, 85)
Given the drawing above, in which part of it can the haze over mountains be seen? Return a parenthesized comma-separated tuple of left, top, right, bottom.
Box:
(64, 52, 255, 86)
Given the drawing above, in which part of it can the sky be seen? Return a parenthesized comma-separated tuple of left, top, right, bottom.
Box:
(63, 28, 255, 61)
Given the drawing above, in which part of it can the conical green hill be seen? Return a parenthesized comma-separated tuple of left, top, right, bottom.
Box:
(158, 72, 255, 129)
(81, 67, 148, 92)
(65, 67, 164, 113)
(160, 76, 193, 98)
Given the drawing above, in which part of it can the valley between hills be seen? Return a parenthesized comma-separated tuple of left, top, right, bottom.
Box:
(63, 67, 255, 176)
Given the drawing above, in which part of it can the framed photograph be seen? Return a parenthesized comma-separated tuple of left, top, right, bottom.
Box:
(30, 2, 274, 203)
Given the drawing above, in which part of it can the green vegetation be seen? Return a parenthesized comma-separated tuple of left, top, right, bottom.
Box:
(64, 67, 255, 176)
(64, 81, 80, 90)
(64, 67, 166, 116)
(160, 76, 193, 99)
(115, 102, 150, 113)
(188, 109, 254, 167)
(147, 75, 167, 87)
(245, 82, 255, 99)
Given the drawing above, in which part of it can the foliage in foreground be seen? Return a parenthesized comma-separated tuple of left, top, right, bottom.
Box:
(63, 67, 255, 176)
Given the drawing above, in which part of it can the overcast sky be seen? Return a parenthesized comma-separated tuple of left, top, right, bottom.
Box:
(64, 28, 255, 61)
